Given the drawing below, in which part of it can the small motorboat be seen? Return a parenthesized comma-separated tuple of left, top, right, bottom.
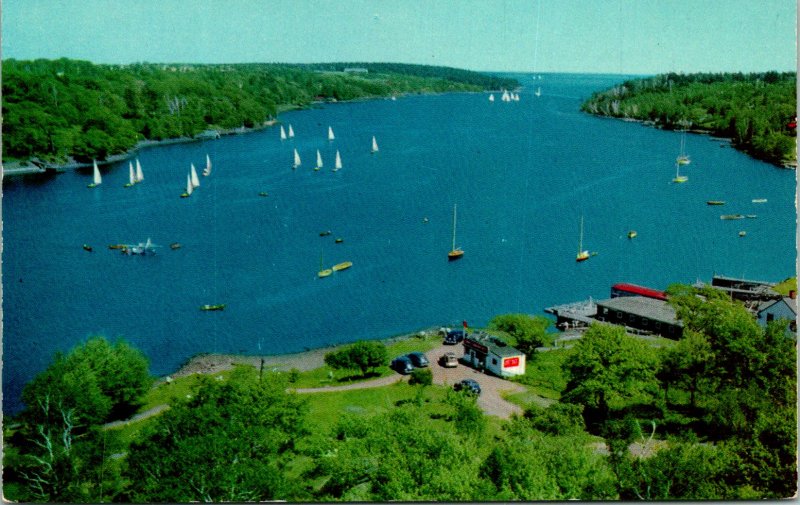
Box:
(752, 198, 767, 203)
(335, 238, 344, 244)
(738, 231, 747, 237)
(82, 244, 93, 252)
(720, 214, 744, 220)
(318, 268, 332, 278)
(745, 215, 758, 219)
(200, 304, 226, 311)
(319, 230, 332, 237)
(258, 192, 269, 197)
(108, 244, 126, 250)
(706, 200, 726, 206)
(332, 261, 353, 272)
(627, 230, 637, 239)
(170, 242, 182, 250)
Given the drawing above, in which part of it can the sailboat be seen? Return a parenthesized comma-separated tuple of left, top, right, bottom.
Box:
(576, 216, 590, 262)
(288, 125, 295, 138)
(280, 125, 287, 140)
(190, 163, 200, 188)
(124, 161, 136, 187)
(489, 94, 495, 102)
(534, 87, 542, 97)
(676, 130, 691, 165)
(315, 149, 323, 171)
(318, 249, 332, 278)
(135, 159, 144, 183)
(448, 204, 464, 261)
(328, 126, 335, 141)
(673, 163, 688, 183)
(333, 150, 342, 172)
(88, 160, 102, 188)
(371, 136, 379, 153)
(203, 154, 212, 176)
(293, 148, 301, 169)
(180, 173, 193, 198)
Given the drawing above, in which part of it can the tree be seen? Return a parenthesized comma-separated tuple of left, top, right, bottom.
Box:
(658, 330, 713, 407)
(21, 336, 152, 426)
(123, 368, 309, 502)
(324, 340, 388, 377)
(561, 325, 659, 426)
(489, 314, 551, 357)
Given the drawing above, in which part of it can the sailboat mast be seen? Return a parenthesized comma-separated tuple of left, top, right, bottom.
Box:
(578, 215, 584, 254)
(452, 204, 458, 250)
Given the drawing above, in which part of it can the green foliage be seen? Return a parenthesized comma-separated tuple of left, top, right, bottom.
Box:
(489, 313, 551, 357)
(324, 340, 389, 377)
(123, 368, 309, 502)
(524, 403, 586, 436)
(2, 58, 517, 163)
(444, 389, 487, 438)
(21, 336, 152, 426)
(561, 325, 659, 425)
(313, 404, 488, 501)
(409, 367, 433, 386)
(482, 417, 618, 500)
(581, 72, 797, 166)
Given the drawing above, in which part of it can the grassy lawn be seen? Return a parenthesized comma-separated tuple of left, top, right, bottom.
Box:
(288, 335, 442, 389)
(512, 349, 570, 400)
(301, 381, 452, 431)
(774, 277, 796, 296)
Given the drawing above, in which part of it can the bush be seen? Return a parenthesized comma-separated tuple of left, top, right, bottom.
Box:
(409, 368, 432, 386)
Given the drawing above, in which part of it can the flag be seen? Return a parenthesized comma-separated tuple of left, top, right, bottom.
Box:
(462, 320, 468, 330)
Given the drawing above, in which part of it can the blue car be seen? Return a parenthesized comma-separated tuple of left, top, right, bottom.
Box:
(444, 329, 466, 345)
(391, 356, 415, 375)
(454, 379, 481, 395)
(407, 352, 429, 367)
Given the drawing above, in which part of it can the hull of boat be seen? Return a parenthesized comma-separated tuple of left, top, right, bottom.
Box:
(332, 261, 352, 271)
(200, 304, 225, 311)
(318, 269, 332, 278)
(707, 201, 725, 205)
(448, 250, 464, 261)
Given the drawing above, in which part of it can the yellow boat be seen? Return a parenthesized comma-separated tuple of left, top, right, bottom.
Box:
(200, 304, 225, 311)
(332, 261, 353, 272)
(318, 268, 333, 278)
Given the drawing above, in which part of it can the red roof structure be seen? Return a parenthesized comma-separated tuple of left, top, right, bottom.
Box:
(611, 283, 668, 301)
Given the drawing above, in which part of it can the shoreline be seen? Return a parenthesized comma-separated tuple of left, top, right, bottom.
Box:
(168, 327, 440, 380)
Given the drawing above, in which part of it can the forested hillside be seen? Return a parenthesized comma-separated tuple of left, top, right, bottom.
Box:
(2, 59, 516, 164)
(581, 72, 797, 166)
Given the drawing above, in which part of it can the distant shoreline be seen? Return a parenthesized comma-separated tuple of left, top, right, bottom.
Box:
(168, 327, 441, 380)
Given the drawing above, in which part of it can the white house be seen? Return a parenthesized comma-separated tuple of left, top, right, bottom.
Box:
(462, 332, 526, 377)
(756, 295, 797, 336)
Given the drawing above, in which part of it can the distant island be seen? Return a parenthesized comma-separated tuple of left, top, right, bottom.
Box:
(581, 72, 797, 167)
(2, 59, 518, 166)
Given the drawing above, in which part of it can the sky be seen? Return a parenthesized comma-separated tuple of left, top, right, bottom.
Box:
(2, 0, 797, 74)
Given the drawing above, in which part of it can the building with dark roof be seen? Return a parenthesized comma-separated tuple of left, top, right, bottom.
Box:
(462, 332, 526, 377)
(595, 296, 683, 339)
(756, 296, 797, 336)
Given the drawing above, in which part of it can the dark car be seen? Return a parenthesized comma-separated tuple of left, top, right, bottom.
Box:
(444, 329, 466, 345)
(407, 352, 430, 367)
(391, 355, 415, 375)
(454, 378, 481, 395)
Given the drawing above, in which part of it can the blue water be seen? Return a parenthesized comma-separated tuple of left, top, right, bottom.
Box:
(3, 73, 795, 414)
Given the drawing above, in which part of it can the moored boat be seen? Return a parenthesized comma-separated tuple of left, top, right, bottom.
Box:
(752, 198, 767, 203)
(448, 204, 464, 261)
(707, 200, 726, 205)
(124, 162, 136, 187)
(576, 215, 590, 262)
(200, 304, 226, 311)
(738, 231, 747, 237)
(720, 214, 744, 220)
(170, 242, 182, 250)
(332, 261, 353, 271)
(82, 244, 93, 252)
(672, 163, 688, 183)
(627, 230, 637, 239)
(88, 160, 102, 188)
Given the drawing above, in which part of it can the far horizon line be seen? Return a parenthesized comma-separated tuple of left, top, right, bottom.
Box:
(2, 56, 795, 77)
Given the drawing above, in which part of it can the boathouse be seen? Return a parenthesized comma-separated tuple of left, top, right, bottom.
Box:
(462, 332, 526, 377)
(707, 275, 780, 302)
(595, 296, 683, 339)
(756, 294, 797, 336)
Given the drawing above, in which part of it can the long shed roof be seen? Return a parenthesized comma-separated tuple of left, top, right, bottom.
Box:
(597, 296, 681, 326)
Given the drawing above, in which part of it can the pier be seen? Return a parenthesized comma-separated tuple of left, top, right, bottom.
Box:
(544, 298, 597, 330)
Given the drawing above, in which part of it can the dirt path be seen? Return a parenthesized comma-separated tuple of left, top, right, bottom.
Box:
(102, 404, 170, 430)
(292, 374, 404, 393)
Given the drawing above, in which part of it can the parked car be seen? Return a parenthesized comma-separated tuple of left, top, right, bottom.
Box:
(439, 352, 458, 368)
(454, 378, 481, 395)
(443, 329, 466, 345)
(407, 352, 429, 367)
(391, 356, 415, 375)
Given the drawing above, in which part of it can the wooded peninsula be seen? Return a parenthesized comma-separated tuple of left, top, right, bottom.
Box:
(2, 59, 517, 164)
(581, 72, 797, 167)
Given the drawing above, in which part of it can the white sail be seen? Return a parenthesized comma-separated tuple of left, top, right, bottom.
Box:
(190, 163, 200, 188)
(489, 94, 495, 102)
(92, 160, 102, 185)
(203, 154, 212, 176)
(185, 173, 193, 195)
(328, 126, 335, 141)
(288, 124, 294, 138)
(371, 136, 379, 153)
(135, 159, 144, 182)
(534, 87, 541, 97)
(293, 148, 301, 168)
(280, 125, 287, 140)
(316, 149, 323, 169)
(128, 162, 136, 185)
(334, 150, 342, 171)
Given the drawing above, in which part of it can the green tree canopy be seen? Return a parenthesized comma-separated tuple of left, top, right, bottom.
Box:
(489, 313, 551, 357)
(324, 340, 388, 377)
